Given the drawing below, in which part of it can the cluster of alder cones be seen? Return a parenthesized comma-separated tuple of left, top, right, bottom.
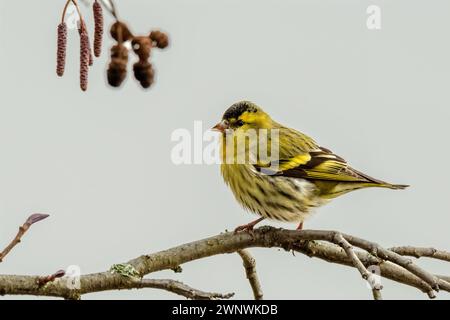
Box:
(56, 0, 169, 91)
(108, 22, 169, 88)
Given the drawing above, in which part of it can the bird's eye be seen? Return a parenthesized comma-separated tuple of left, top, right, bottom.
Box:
(235, 120, 244, 127)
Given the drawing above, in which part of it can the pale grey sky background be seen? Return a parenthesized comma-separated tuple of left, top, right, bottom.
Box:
(0, 0, 449, 300)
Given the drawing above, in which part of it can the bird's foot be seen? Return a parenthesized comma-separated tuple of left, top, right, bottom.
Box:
(234, 223, 256, 234)
(296, 222, 304, 230)
(234, 217, 265, 234)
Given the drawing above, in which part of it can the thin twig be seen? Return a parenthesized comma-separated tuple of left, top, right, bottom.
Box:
(437, 275, 450, 283)
(61, 0, 72, 23)
(0, 214, 49, 263)
(332, 233, 382, 299)
(237, 250, 263, 300)
(62, 0, 84, 24)
(341, 233, 440, 294)
(99, 0, 118, 20)
(134, 279, 234, 300)
(390, 246, 450, 262)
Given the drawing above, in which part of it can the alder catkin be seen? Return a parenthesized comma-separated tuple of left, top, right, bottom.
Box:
(56, 22, 67, 77)
(79, 21, 94, 66)
(80, 29, 90, 91)
(93, 0, 104, 57)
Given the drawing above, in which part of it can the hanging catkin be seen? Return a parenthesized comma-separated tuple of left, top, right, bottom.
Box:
(80, 27, 90, 91)
(79, 20, 94, 66)
(93, 0, 104, 57)
(56, 22, 67, 77)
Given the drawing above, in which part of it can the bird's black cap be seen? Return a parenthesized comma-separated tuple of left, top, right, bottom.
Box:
(223, 101, 258, 120)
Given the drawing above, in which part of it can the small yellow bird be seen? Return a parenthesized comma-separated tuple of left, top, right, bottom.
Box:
(213, 101, 408, 232)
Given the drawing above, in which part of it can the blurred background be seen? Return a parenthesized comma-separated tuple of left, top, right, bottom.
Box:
(0, 0, 449, 299)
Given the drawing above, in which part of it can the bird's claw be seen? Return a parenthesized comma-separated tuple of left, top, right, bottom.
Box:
(233, 217, 265, 235)
(234, 224, 255, 234)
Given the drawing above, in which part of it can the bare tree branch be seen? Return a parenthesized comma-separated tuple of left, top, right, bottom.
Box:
(341, 234, 440, 293)
(0, 274, 233, 300)
(237, 250, 263, 300)
(437, 275, 450, 283)
(0, 227, 449, 299)
(332, 233, 382, 299)
(135, 279, 234, 300)
(390, 246, 450, 262)
(0, 213, 49, 263)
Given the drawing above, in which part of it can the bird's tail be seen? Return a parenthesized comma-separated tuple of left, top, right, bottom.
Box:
(318, 181, 409, 200)
(351, 168, 409, 190)
(379, 183, 410, 190)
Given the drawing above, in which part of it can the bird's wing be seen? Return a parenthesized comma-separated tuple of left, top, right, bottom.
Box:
(282, 148, 380, 182)
(256, 127, 381, 183)
(256, 147, 380, 183)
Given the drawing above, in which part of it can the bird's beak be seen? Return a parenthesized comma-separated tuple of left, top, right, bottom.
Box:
(212, 120, 229, 133)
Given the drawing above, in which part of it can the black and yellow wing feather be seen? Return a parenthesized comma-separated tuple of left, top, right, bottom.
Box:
(254, 127, 408, 197)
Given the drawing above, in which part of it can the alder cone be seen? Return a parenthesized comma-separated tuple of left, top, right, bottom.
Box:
(131, 36, 152, 60)
(107, 58, 127, 87)
(133, 61, 154, 88)
(110, 21, 133, 42)
(110, 44, 129, 61)
(149, 30, 169, 49)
